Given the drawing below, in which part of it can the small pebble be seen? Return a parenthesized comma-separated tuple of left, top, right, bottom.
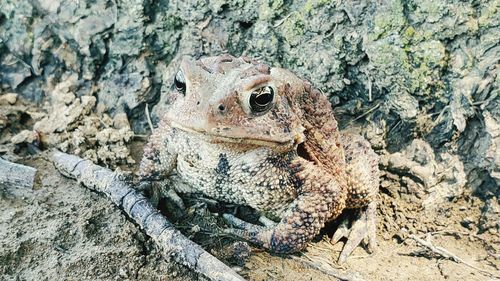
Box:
(191, 225, 201, 233)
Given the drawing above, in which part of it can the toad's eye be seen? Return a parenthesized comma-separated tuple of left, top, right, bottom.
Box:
(249, 86, 274, 114)
(174, 70, 186, 95)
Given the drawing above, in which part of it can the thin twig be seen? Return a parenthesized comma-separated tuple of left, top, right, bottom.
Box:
(273, 13, 293, 27)
(133, 134, 149, 140)
(387, 119, 402, 134)
(408, 234, 498, 278)
(367, 79, 372, 102)
(428, 230, 491, 245)
(349, 103, 380, 125)
(427, 230, 499, 261)
(145, 103, 154, 132)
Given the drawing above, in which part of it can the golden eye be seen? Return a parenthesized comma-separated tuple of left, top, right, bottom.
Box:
(174, 70, 186, 95)
(249, 86, 274, 114)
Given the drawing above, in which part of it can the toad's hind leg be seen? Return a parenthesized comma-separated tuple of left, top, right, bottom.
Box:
(223, 159, 347, 254)
(331, 132, 379, 262)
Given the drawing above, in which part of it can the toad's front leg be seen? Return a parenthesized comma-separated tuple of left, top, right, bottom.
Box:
(224, 159, 347, 253)
(138, 122, 180, 206)
(138, 121, 178, 181)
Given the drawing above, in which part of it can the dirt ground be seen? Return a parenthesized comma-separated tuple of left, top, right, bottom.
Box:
(0, 136, 498, 280)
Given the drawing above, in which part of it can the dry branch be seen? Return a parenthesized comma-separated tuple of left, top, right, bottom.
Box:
(51, 150, 245, 281)
(0, 157, 37, 189)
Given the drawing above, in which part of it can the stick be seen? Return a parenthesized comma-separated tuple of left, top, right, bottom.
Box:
(409, 234, 498, 278)
(145, 103, 154, 132)
(349, 103, 380, 125)
(51, 150, 245, 281)
(0, 157, 37, 189)
(273, 13, 293, 27)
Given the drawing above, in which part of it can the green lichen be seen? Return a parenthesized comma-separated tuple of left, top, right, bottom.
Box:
(366, 41, 408, 77)
(370, 0, 406, 40)
(403, 26, 416, 39)
(478, 0, 499, 28)
(415, 0, 447, 23)
(466, 18, 480, 33)
(282, 12, 306, 46)
(406, 40, 447, 96)
(277, 0, 336, 46)
(403, 26, 434, 44)
(259, 0, 284, 20)
(302, 0, 333, 14)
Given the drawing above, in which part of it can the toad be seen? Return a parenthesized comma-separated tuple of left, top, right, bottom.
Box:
(139, 55, 380, 262)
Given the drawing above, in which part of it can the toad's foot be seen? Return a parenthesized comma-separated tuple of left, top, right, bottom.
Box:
(222, 213, 315, 254)
(330, 201, 377, 263)
(141, 181, 186, 210)
(223, 213, 299, 253)
(223, 213, 269, 243)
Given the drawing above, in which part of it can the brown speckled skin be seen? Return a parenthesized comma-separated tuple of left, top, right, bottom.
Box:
(139, 55, 379, 255)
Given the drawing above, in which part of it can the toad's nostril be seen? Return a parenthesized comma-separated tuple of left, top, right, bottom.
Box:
(218, 104, 225, 111)
(197, 101, 200, 105)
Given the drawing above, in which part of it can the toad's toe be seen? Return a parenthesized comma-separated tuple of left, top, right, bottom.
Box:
(223, 214, 274, 247)
(258, 215, 278, 227)
(165, 188, 186, 210)
(223, 214, 266, 235)
(331, 201, 377, 263)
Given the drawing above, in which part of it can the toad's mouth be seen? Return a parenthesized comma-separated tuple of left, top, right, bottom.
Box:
(168, 120, 298, 150)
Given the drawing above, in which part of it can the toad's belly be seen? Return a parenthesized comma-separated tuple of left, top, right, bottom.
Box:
(169, 146, 298, 219)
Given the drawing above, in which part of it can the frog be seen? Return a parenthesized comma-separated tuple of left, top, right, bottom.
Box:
(138, 54, 380, 262)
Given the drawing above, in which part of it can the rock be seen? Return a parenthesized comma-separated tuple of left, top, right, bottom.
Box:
(381, 139, 467, 209)
(11, 130, 36, 145)
(483, 111, 500, 186)
(0, 93, 18, 105)
(479, 198, 499, 234)
(0, 54, 32, 89)
(33, 95, 96, 135)
(113, 112, 131, 130)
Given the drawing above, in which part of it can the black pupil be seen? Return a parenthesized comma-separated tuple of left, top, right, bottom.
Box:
(174, 72, 186, 94)
(250, 86, 274, 113)
(255, 92, 272, 105)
